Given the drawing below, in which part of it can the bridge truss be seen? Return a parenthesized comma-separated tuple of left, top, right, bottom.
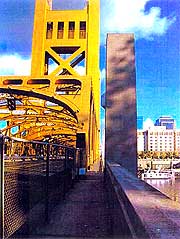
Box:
(0, 0, 100, 167)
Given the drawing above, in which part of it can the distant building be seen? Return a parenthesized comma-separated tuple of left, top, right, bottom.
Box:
(144, 126, 174, 152)
(137, 116, 180, 153)
(175, 130, 180, 152)
(137, 130, 145, 151)
(155, 116, 176, 130)
(137, 116, 143, 130)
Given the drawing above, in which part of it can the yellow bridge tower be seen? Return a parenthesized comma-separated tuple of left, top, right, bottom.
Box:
(0, 0, 100, 168)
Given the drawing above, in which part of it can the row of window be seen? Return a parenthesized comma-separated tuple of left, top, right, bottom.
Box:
(149, 139, 173, 142)
(46, 21, 86, 39)
(149, 140, 173, 143)
(149, 132, 173, 135)
(149, 137, 173, 139)
(150, 146, 173, 150)
(150, 148, 173, 150)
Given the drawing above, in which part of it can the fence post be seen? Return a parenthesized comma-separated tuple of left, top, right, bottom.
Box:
(45, 143, 50, 223)
(64, 148, 68, 170)
(71, 148, 76, 187)
(0, 135, 4, 239)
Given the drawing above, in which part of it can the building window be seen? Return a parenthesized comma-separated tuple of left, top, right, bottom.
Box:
(46, 22, 53, 39)
(57, 22, 64, 39)
(68, 21, 75, 39)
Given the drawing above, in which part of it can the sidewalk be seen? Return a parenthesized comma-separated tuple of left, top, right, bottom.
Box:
(25, 172, 113, 238)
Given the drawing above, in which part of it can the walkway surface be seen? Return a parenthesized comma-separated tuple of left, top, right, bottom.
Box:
(23, 172, 114, 238)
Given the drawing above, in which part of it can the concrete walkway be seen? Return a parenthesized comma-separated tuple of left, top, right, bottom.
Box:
(26, 172, 114, 238)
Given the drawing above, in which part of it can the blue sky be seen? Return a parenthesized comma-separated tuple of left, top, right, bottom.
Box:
(0, 0, 180, 129)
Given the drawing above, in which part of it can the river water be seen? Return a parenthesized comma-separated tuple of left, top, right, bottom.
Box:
(145, 178, 180, 202)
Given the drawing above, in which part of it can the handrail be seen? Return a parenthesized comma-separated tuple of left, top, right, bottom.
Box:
(4, 135, 75, 150)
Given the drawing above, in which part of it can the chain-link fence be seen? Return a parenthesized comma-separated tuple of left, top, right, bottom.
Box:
(0, 135, 79, 238)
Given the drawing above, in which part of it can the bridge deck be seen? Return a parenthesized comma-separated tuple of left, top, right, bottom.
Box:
(35, 173, 110, 238)
(13, 172, 129, 238)
(11, 173, 114, 238)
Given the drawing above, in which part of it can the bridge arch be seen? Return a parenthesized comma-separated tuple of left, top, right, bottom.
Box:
(0, 88, 78, 146)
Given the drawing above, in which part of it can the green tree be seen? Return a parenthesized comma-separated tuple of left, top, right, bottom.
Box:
(160, 151, 167, 159)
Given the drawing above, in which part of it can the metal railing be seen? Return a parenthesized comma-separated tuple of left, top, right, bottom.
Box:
(0, 135, 80, 238)
(0, 135, 4, 239)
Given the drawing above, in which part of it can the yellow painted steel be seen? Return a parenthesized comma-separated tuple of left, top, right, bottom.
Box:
(0, 0, 100, 167)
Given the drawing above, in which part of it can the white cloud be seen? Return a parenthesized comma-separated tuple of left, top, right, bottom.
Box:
(101, 0, 176, 40)
(0, 55, 86, 76)
(74, 65, 86, 76)
(0, 54, 31, 75)
(143, 118, 154, 130)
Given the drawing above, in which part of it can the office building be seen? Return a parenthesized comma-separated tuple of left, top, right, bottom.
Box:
(155, 116, 176, 130)
(144, 126, 174, 152)
(175, 130, 180, 152)
(137, 130, 145, 151)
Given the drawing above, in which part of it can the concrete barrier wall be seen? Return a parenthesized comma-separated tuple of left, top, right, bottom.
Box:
(106, 161, 180, 239)
(105, 163, 149, 238)
(105, 169, 140, 238)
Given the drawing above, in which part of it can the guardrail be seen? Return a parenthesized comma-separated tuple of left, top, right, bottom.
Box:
(0, 135, 81, 238)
